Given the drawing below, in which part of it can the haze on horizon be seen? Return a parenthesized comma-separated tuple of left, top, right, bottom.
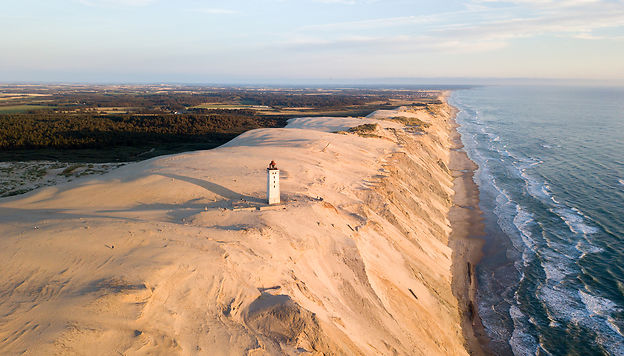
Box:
(2, 0, 624, 84)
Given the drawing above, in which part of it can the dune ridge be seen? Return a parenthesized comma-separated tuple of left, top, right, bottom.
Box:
(0, 99, 472, 355)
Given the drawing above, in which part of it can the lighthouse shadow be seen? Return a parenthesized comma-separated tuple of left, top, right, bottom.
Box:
(158, 173, 264, 204)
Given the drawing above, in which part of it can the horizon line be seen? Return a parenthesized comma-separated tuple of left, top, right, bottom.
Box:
(1, 76, 623, 88)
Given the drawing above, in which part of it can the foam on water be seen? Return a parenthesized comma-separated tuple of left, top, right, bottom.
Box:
(519, 170, 600, 238)
(509, 305, 539, 356)
(488, 131, 613, 338)
(492, 188, 535, 270)
(450, 88, 624, 355)
(541, 260, 573, 283)
(575, 240, 604, 258)
(522, 172, 549, 201)
(512, 206, 537, 253)
(554, 207, 600, 235)
(579, 290, 620, 318)
(576, 290, 624, 355)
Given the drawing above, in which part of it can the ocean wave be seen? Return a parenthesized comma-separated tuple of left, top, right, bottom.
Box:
(553, 207, 600, 235)
(575, 240, 605, 258)
(540, 251, 575, 283)
(493, 192, 527, 255)
(538, 271, 624, 356)
(579, 290, 620, 318)
(521, 172, 549, 201)
(470, 122, 543, 265)
(608, 317, 624, 338)
(509, 305, 539, 356)
(516, 166, 600, 238)
(539, 285, 585, 326)
(578, 290, 624, 353)
(516, 175, 622, 355)
(513, 206, 537, 251)
(451, 89, 624, 356)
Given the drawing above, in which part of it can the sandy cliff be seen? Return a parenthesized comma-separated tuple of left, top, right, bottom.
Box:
(0, 101, 469, 355)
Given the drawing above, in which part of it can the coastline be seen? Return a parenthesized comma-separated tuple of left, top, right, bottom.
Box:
(446, 100, 491, 355)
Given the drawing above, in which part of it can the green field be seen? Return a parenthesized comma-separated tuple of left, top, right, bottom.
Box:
(0, 105, 54, 113)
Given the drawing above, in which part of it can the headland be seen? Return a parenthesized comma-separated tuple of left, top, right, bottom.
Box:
(0, 93, 486, 355)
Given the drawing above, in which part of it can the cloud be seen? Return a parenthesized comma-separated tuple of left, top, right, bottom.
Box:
(195, 8, 237, 15)
(435, 1, 624, 41)
(77, 0, 155, 7)
(311, 0, 382, 4)
(286, 0, 624, 55)
(313, 0, 358, 3)
(474, 0, 602, 5)
(298, 14, 444, 32)
(275, 32, 508, 55)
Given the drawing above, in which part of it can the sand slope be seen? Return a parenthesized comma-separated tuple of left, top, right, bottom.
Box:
(0, 104, 468, 355)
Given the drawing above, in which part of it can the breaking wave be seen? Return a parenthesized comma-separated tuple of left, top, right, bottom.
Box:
(450, 87, 624, 355)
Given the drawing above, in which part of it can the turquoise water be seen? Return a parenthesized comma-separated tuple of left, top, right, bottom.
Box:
(450, 86, 624, 355)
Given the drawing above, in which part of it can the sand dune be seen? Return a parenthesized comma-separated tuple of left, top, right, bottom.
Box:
(0, 103, 469, 355)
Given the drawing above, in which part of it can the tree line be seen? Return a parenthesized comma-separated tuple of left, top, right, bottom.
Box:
(0, 111, 287, 150)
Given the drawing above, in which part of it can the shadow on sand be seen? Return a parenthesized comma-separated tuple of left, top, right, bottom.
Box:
(158, 173, 264, 204)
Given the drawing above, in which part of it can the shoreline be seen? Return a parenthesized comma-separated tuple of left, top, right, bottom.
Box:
(446, 101, 492, 355)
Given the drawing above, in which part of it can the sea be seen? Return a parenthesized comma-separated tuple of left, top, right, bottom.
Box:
(449, 86, 624, 355)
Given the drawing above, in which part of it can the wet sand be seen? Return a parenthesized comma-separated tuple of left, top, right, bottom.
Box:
(448, 111, 492, 355)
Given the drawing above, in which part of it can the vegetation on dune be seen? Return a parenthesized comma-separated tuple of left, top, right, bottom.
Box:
(387, 116, 431, 131)
(337, 123, 384, 138)
(60, 164, 85, 177)
(348, 123, 379, 133)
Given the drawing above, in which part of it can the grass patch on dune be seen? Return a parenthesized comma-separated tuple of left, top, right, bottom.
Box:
(387, 116, 430, 128)
(348, 123, 378, 134)
(336, 123, 384, 138)
(385, 116, 430, 133)
(61, 164, 85, 177)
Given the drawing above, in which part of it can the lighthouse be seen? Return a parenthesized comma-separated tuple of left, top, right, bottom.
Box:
(267, 160, 280, 205)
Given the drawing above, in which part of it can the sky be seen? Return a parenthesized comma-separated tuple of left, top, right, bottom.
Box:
(1, 0, 624, 84)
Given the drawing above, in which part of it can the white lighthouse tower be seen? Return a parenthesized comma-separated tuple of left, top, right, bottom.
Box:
(267, 160, 280, 205)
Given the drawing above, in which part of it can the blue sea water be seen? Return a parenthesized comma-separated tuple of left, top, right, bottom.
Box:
(450, 86, 624, 355)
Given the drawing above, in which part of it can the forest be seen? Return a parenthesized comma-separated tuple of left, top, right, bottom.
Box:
(0, 85, 443, 161)
(0, 111, 287, 161)
(0, 111, 285, 149)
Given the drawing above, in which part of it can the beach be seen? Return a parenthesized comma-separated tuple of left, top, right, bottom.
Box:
(447, 105, 490, 355)
(0, 96, 485, 355)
